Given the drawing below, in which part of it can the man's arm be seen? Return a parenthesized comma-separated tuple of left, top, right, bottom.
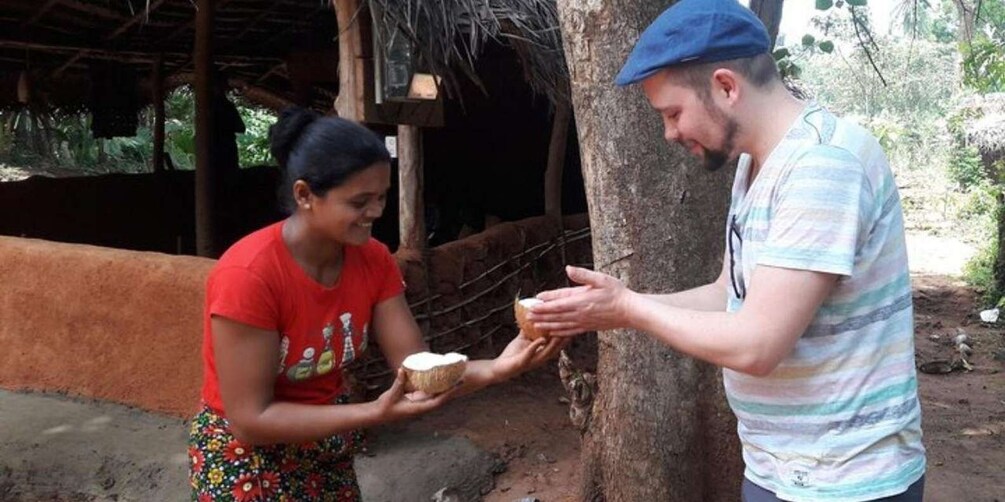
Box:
(532, 265, 837, 376)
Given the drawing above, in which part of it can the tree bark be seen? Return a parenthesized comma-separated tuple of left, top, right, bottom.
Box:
(194, 0, 217, 257)
(953, 0, 978, 43)
(556, 1, 741, 500)
(749, 0, 784, 49)
(993, 192, 1005, 298)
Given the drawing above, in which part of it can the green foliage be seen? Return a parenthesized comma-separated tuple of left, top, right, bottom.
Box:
(776, 0, 870, 81)
(963, 234, 997, 297)
(0, 85, 275, 175)
(800, 34, 957, 179)
(235, 98, 276, 167)
(962, 36, 1005, 92)
(948, 143, 988, 190)
(164, 86, 196, 169)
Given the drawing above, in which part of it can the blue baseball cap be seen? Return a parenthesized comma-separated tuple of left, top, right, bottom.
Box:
(615, 0, 771, 86)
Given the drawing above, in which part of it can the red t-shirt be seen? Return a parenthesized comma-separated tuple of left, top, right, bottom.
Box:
(200, 221, 405, 414)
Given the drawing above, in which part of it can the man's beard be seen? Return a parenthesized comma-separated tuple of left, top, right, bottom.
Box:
(700, 104, 739, 172)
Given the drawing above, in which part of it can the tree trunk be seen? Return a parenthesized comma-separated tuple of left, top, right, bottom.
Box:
(749, 0, 784, 49)
(953, 0, 978, 43)
(993, 191, 1005, 298)
(556, 1, 741, 500)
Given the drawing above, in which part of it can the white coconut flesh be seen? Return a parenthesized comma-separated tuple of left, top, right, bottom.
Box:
(518, 298, 543, 309)
(402, 351, 468, 371)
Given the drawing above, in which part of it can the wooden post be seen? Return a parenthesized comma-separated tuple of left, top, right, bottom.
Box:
(333, 0, 365, 120)
(749, 0, 784, 49)
(544, 101, 571, 218)
(152, 54, 165, 173)
(194, 0, 216, 257)
(397, 125, 425, 250)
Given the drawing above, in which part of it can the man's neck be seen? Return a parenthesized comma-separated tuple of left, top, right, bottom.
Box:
(740, 88, 806, 183)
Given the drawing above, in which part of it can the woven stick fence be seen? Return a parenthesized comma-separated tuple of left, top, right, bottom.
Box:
(351, 223, 592, 392)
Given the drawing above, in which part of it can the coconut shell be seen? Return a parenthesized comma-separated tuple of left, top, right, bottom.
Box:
(514, 297, 549, 340)
(403, 359, 466, 394)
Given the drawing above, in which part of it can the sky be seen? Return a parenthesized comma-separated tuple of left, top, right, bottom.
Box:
(741, 1, 898, 40)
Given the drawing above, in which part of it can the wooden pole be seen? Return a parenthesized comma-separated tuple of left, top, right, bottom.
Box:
(194, 0, 216, 257)
(152, 53, 166, 173)
(333, 0, 365, 120)
(544, 101, 570, 218)
(397, 125, 425, 250)
(748, 0, 784, 49)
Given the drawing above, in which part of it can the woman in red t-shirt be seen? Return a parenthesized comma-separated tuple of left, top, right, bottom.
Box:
(188, 108, 564, 501)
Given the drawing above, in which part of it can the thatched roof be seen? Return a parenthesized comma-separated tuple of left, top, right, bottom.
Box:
(963, 93, 1005, 155)
(369, 0, 569, 105)
(0, 0, 570, 113)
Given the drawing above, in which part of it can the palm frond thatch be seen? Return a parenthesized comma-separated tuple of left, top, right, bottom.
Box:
(963, 93, 1005, 154)
(367, 0, 569, 105)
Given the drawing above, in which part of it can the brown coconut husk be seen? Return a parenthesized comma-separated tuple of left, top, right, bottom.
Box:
(403, 356, 466, 394)
(514, 297, 549, 340)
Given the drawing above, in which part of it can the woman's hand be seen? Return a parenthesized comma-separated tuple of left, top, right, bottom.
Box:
(371, 368, 456, 423)
(489, 333, 568, 382)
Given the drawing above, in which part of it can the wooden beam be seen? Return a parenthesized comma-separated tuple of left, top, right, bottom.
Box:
(397, 125, 425, 250)
(159, 0, 239, 43)
(255, 5, 328, 50)
(53, 0, 167, 76)
(21, 0, 61, 29)
(58, 1, 127, 20)
(232, 4, 279, 41)
(333, 0, 365, 120)
(194, 0, 216, 257)
(544, 101, 571, 218)
(106, 0, 168, 40)
(152, 54, 166, 173)
(0, 40, 281, 65)
(255, 62, 286, 83)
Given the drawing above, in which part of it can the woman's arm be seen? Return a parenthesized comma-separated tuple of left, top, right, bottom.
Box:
(371, 294, 567, 396)
(213, 316, 450, 446)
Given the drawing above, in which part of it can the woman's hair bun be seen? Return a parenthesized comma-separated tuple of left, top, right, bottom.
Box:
(269, 106, 321, 168)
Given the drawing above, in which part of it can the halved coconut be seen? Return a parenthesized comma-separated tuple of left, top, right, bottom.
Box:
(401, 351, 468, 394)
(514, 297, 549, 340)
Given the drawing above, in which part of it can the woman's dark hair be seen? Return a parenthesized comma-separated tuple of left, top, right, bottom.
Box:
(269, 106, 391, 214)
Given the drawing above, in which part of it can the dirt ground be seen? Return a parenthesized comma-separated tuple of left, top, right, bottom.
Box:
(428, 275, 1005, 502)
(420, 230, 1005, 501)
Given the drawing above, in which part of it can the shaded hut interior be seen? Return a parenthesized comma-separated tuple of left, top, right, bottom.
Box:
(0, 0, 587, 255)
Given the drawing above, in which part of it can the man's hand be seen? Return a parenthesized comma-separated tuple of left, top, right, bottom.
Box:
(530, 266, 634, 336)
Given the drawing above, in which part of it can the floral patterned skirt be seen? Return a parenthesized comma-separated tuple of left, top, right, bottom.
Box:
(188, 402, 364, 502)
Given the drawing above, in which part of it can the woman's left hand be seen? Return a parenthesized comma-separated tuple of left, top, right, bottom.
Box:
(490, 333, 568, 382)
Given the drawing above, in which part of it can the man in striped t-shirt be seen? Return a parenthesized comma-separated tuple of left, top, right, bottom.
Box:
(528, 0, 926, 500)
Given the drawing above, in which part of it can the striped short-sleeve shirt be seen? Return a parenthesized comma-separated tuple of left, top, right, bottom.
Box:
(724, 102, 925, 501)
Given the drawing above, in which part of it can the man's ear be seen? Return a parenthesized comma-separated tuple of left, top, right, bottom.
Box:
(711, 69, 740, 103)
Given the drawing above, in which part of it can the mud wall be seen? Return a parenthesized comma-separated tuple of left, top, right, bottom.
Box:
(0, 215, 591, 416)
